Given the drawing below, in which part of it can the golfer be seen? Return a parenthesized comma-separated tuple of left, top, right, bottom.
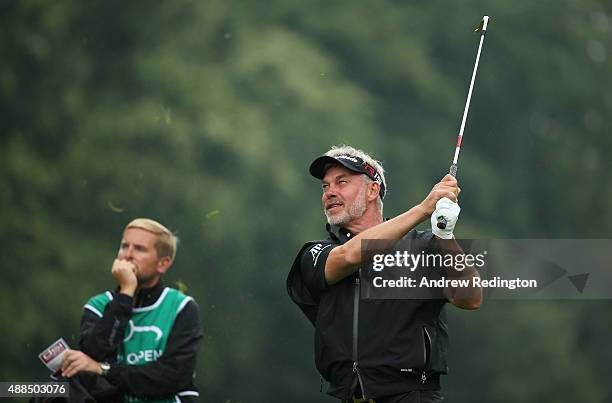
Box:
(287, 145, 482, 402)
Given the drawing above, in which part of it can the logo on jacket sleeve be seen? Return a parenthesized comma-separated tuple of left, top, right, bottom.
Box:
(309, 243, 331, 266)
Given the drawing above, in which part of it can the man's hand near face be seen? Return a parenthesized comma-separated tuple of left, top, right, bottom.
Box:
(111, 259, 138, 297)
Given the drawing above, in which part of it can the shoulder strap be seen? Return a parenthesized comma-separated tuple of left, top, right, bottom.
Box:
(83, 291, 113, 318)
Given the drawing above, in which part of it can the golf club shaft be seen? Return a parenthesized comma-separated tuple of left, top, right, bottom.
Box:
(437, 16, 489, 230)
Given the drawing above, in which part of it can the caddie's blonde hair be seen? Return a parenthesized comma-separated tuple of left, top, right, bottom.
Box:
(125, 218, 178, 262)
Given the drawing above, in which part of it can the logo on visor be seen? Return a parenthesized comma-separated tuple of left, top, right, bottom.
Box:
(363, 163, 382, 185)
(363, 164, 376, 179)
(336, 155, 359, 163)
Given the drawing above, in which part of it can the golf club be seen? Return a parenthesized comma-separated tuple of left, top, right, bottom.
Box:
(437, 15, 490, 229)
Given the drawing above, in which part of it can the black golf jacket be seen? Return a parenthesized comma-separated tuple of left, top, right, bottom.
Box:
(288, 224, 449, 400)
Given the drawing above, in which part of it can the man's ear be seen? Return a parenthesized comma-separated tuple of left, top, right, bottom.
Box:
(157, 256, 172, 274)
(368, 182, 381, 202)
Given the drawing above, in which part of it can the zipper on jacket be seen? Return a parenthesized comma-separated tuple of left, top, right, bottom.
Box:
(352, 276, 367, 399)
(421, 327, 432, 384)
(353, 361, 366, 398)
(352, 277, 359, 360)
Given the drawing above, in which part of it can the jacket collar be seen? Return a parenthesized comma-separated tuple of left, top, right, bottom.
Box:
(134, 280, 165, 308)
(325, 223, 355, 245)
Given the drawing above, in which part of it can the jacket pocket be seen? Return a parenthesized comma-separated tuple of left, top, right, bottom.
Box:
(393, 324, 434, 371)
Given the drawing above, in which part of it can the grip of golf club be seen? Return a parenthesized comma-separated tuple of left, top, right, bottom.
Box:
(436, 164, 458, 229)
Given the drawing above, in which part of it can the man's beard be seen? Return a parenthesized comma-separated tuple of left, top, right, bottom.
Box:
(325, 186, 367, 226)
(136, 268, 158, 288)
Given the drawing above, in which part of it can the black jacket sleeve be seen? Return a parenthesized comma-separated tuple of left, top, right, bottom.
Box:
(287, 241, 336, 325)
(299, 242, 335, 298)
(79, 293, 133, 361)
(79, 297, 204, 399)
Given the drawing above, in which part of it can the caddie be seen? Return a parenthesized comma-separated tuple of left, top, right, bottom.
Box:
(60, 218, 203, 402)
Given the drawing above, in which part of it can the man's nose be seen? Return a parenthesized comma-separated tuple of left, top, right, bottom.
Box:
(122, 246, 134, 260)
(323, 186, 336, 200)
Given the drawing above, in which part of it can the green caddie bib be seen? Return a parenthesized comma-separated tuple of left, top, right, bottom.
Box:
(85, 288, 194, 402)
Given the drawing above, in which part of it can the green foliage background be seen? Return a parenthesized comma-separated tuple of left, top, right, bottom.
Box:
(1, 1, 611, 402)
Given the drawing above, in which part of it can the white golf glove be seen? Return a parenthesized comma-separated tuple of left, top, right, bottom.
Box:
(431, 197, 461, 239)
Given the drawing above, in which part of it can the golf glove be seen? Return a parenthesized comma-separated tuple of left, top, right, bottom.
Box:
(431, 197, 460, 239)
